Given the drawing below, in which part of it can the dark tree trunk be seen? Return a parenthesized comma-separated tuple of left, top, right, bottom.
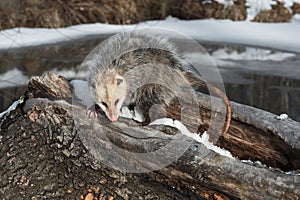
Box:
(0, 73, 299, 199)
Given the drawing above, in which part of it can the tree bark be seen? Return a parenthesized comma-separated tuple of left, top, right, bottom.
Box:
(0, 73, 299, 199)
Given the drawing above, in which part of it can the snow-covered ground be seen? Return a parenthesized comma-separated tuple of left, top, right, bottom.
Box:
(0, 14, 300, 53)
(1, 0, 300, 52)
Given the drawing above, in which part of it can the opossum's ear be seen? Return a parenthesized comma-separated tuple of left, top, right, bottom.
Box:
(116, 78, 123, 85)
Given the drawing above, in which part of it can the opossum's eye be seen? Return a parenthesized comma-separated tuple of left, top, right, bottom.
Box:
(114, 99, 120, 106)
(116, 78, 123, 85)
(101, 102, 108, 108)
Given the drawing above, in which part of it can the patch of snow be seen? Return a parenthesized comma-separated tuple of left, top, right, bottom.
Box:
(276, 113, 288, 120)
(150, 118, 234, 159)
(0, 68, 29, 89)
(285, 171, 300, 175)
(211, 47, 295, 61)
(0, 99, 20, 119)
(241, 159, 254, 163)
(204, 0, 234, 7)
(292, 14, 300, 22)
(164, 15, 179, 22)
(193, 131, 234, 159)
(246, 0, 274, 20)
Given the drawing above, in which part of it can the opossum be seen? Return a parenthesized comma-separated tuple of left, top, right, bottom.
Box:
(87, 32, 231, 134)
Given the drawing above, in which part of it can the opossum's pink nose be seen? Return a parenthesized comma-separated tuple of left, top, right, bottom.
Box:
(110, 115, 118, 122)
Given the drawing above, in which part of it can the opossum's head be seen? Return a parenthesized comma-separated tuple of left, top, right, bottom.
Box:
(95, 69, 127, 122)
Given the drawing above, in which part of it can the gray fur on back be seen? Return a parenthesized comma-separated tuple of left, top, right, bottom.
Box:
(85, 30, 202, 109)
(87, 31, 182, 89)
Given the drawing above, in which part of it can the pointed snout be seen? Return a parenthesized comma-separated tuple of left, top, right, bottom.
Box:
(110, 115, 118, 122)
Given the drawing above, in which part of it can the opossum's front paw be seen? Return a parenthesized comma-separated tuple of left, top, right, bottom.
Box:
(128, 103, 136, 117)
(87, 104, 101, 118)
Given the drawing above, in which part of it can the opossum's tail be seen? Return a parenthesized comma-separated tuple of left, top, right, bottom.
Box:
(184, 72, 231, 136)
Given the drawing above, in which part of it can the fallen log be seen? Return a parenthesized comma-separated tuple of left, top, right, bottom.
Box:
(0, 73, 299, 199)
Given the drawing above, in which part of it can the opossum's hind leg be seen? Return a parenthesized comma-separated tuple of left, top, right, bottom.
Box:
(128, 103, 136, 111)
(127, 102, 151, 126)
(128, 102, 136, 117)
(141, 98, 182, 126)
(139, 104, 152, 126)
(165, 97, 182, 122)
(166, 98, 203, 134)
